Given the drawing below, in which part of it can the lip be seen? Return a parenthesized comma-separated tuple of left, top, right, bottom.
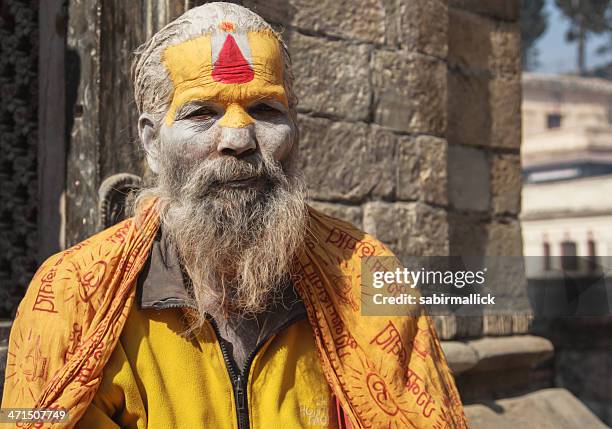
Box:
(224, 176, 258, 186)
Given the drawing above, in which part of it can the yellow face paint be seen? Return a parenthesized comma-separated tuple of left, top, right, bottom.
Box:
(162, 28, 287, 127)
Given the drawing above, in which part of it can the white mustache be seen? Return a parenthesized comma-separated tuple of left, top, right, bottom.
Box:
(176, 154, 287, 199)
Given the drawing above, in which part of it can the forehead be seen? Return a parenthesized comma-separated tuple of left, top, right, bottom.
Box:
(162, 26, 286, 122)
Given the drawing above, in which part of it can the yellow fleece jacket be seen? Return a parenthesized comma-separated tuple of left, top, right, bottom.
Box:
(75, 304, 339, 429)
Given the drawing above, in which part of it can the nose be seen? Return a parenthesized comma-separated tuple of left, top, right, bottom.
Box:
(217, 125, 257, 157)
(218, 103, 254, 128)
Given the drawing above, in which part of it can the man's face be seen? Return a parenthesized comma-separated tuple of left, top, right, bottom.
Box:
(136, 23, 307, 318)
(143, 24, 295, 183)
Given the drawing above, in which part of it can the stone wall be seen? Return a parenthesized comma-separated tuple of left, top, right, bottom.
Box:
(242, 0, 451, 258)
(240, 0, 527, 340)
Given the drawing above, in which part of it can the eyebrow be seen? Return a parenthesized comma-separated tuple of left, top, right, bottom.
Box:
(249, 98, 288, 113)
(174, 101, 220, 120)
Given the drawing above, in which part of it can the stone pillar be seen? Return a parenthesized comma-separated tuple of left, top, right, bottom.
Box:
(446, 0, 527, 339)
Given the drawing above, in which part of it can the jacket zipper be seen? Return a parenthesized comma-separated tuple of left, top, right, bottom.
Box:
(207, 315, 304, 429)
(207, 315, 251, 429)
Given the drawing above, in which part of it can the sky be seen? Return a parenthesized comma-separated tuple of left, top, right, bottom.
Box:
(533, 0, 612, 74)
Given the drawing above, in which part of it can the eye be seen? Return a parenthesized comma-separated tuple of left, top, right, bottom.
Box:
(184, 106, 218, 121)
(248, 102, 284, 119)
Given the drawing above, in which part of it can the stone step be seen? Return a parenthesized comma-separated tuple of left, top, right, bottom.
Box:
(443, 335, 555, 401)
(442, 335, 554, 375)
(465, 388, 610, 429)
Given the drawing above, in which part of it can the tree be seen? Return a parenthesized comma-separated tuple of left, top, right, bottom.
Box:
(521, 0, 549, 71)
(555, 0, 612, 75)
(587, 60, 612, 79)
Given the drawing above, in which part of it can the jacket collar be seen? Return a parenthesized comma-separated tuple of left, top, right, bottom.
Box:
(136, 228, 192, 309)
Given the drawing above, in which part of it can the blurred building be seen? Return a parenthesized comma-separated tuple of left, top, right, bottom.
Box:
(522, 73, 612, 273)
(521, 73, 612, 425)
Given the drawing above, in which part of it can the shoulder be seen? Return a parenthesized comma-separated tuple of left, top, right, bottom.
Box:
(19, 219, 135, 317)
(36, 218, 134, 277)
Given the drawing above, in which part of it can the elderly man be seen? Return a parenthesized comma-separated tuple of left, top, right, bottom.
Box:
(2, 3, 467, 428)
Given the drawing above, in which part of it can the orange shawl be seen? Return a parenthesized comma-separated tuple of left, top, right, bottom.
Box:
(2, 201, 467, 428)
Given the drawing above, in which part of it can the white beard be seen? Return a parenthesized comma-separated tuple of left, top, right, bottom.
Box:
(135, 146, 308, 326)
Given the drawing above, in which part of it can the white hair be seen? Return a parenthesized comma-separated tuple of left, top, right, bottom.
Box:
(132, 2, 297, 119)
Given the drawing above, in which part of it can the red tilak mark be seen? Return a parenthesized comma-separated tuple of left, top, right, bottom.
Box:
(212, 34, 254, 84)
(219, 21, 235, 32)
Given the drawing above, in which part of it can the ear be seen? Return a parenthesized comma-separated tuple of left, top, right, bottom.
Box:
(138, 113, 161, 174)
